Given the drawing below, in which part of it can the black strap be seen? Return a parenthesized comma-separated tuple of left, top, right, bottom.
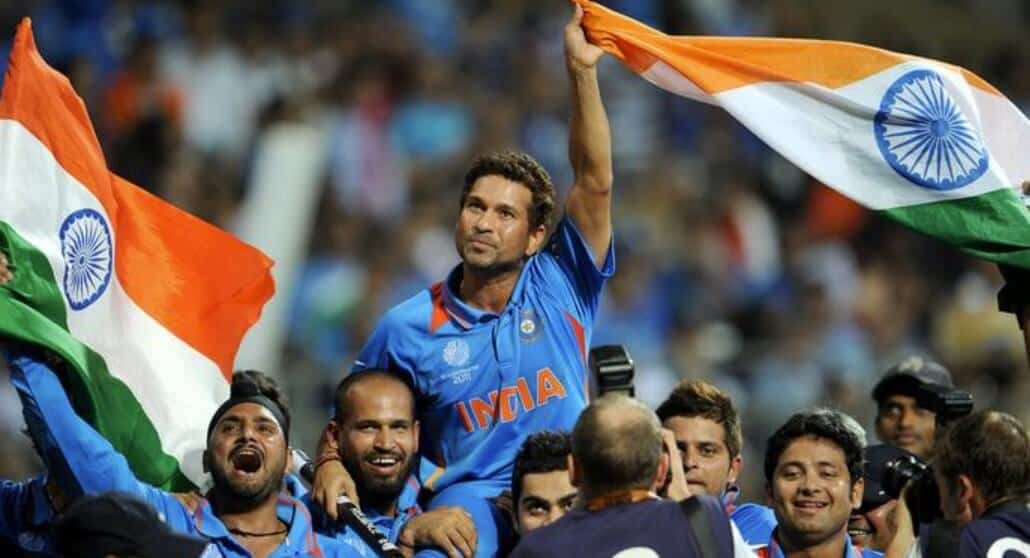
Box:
(679, 497, 721, 558)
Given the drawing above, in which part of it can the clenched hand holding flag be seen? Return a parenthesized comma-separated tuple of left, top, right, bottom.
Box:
(0, 20, 275, 491)
(576, 0, 1030, 267)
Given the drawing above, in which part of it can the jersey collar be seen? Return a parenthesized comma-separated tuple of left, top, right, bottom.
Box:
(442, 261, 533, 329)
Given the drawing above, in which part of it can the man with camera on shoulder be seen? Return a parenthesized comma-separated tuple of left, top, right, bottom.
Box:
(509, 394, 757, 557)
(885, 410, 1030, 558)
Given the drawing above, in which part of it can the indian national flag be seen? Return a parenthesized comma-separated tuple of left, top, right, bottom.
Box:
(577, 0, 1030, 267)
(0, 20, 275, 490)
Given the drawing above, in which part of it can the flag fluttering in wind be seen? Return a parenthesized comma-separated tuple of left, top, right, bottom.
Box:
(576, 0, 1030, 267)
(0, 20, 275, 490)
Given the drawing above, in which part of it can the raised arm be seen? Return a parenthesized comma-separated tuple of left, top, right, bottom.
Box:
(4, 351, 156, 501)
(564, 3, 613, 266)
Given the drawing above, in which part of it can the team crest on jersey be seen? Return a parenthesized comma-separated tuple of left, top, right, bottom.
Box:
(519, 309, 543, 343)
(443, 339, 470, 367)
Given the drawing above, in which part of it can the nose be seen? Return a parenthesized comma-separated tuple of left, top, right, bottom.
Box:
(373, 427, 395, 450)
(473, 210, 497, 233)
(682, 448, 700, 470)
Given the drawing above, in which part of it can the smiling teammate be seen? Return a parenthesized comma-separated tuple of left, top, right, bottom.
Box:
(312, 5, 614, 557)
(751, 410, 881, 558)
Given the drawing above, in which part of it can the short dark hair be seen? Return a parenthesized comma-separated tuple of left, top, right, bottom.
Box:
(764, 409, 864, 486)
(936, 410, 1030, 507)
(572, 395, 662, 494)
(333, 371, 415, 424)
(655, 380, 742, 459)
(233, 370, 291, 437)
(512, 431, 572, 505)
(461, 151, 556, 231)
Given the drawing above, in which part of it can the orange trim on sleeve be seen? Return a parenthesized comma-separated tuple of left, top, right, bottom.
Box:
(429, 282, 449, 333)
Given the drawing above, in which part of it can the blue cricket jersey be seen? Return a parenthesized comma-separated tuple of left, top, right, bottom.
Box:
(352, 216, 614, 494)
(735, 503, 881, 558)
(5, 351, 358, 558)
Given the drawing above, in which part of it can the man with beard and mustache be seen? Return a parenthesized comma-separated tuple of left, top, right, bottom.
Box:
(1, 348, 354, 558)
(317, 371, 477, 557)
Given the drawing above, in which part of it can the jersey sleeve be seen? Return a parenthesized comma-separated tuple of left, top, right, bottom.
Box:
(730, 503, 777, 546)
(540, 215, 615, 323)
(351, 311, 423, 393)
(4, 351, 187, 521)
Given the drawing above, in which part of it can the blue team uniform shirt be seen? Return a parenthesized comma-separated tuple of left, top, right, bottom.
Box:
(6, 352, 359, 558)
(353, 215, 614, 494)
(0, 475, 59, 556)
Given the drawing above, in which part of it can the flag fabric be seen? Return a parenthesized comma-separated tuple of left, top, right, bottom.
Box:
(576, 0, 1030, 268)
(0, 20, 275, 491)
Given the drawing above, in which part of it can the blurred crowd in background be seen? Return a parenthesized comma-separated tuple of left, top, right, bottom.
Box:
(0, 0, 1027, 502)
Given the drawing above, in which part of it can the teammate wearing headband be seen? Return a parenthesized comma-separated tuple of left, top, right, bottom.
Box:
(2, 348, 356, 557)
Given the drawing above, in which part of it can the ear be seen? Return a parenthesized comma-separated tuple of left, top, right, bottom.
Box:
(567, 454, 582, 488)
(285, 446, 294, 473)
(202, 450, 211, 474)
(654, 453, 670, 491)
(413, 421, 421, 454)
(850, 478, 865, 511)
(525, 223, 548, 257)
(727, 455, 743, 483)
(765, 483, 774, 506)
(958, 474, 979, 515)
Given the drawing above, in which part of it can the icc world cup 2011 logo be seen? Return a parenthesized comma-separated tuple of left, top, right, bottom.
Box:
(59, 208, 113, 311)
(874, 68, 989, 191)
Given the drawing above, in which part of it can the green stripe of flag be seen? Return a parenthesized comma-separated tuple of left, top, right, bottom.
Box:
(884, 188, 1030, 268)
(0, 221, 193, 491)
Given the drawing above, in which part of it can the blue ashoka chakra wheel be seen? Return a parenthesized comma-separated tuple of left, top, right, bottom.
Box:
(874, 69, 988, 190)
(59, 209, 113, 310)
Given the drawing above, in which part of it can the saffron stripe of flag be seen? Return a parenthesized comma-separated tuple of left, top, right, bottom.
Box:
(576, 0, 1030, 268)
(0, 19, 275, 490)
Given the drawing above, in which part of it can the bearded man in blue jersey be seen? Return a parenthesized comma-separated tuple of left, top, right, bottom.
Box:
(312, 5, 615, 556)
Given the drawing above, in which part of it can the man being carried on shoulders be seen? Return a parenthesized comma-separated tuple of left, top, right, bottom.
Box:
(313, 5, 615, 556)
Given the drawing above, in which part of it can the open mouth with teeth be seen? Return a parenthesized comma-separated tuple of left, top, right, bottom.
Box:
(231, 447, 263, 475)
(848, 525, 873, 538)
(365, 454, 402, 476)
(793, 500, 829, 513)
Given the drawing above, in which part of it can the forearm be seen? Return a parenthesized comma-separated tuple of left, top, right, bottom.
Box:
(567, 65, 613, 194)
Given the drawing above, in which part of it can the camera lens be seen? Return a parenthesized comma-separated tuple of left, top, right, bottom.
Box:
(881, 455, 927, 499)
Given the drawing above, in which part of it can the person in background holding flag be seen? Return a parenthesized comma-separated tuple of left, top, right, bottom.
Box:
(312, 4, 615, 557)
(1, 343, 355, 558)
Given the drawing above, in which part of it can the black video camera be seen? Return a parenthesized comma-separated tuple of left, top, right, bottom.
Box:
(589, 345, 635, 397)
(882, 453, 940, 526)
(914, 383, 974, 425)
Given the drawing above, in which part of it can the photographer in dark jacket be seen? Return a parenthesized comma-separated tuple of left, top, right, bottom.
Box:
(886, 410, 1030, 558)
(509, 394, 756, 557)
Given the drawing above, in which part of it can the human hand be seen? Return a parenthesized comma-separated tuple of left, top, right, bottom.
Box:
(564, 3, 605, 73)
(398, 506, 477, 558)
(661, 428, 691, 501)
(312, 459, 358, 520)
(0, 252, 11, 285)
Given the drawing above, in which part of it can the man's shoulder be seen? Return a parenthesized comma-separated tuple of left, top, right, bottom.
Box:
(375, 286, 437, 334)
(731, 503, 777, 544)
(960, 507, 1030, 554)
